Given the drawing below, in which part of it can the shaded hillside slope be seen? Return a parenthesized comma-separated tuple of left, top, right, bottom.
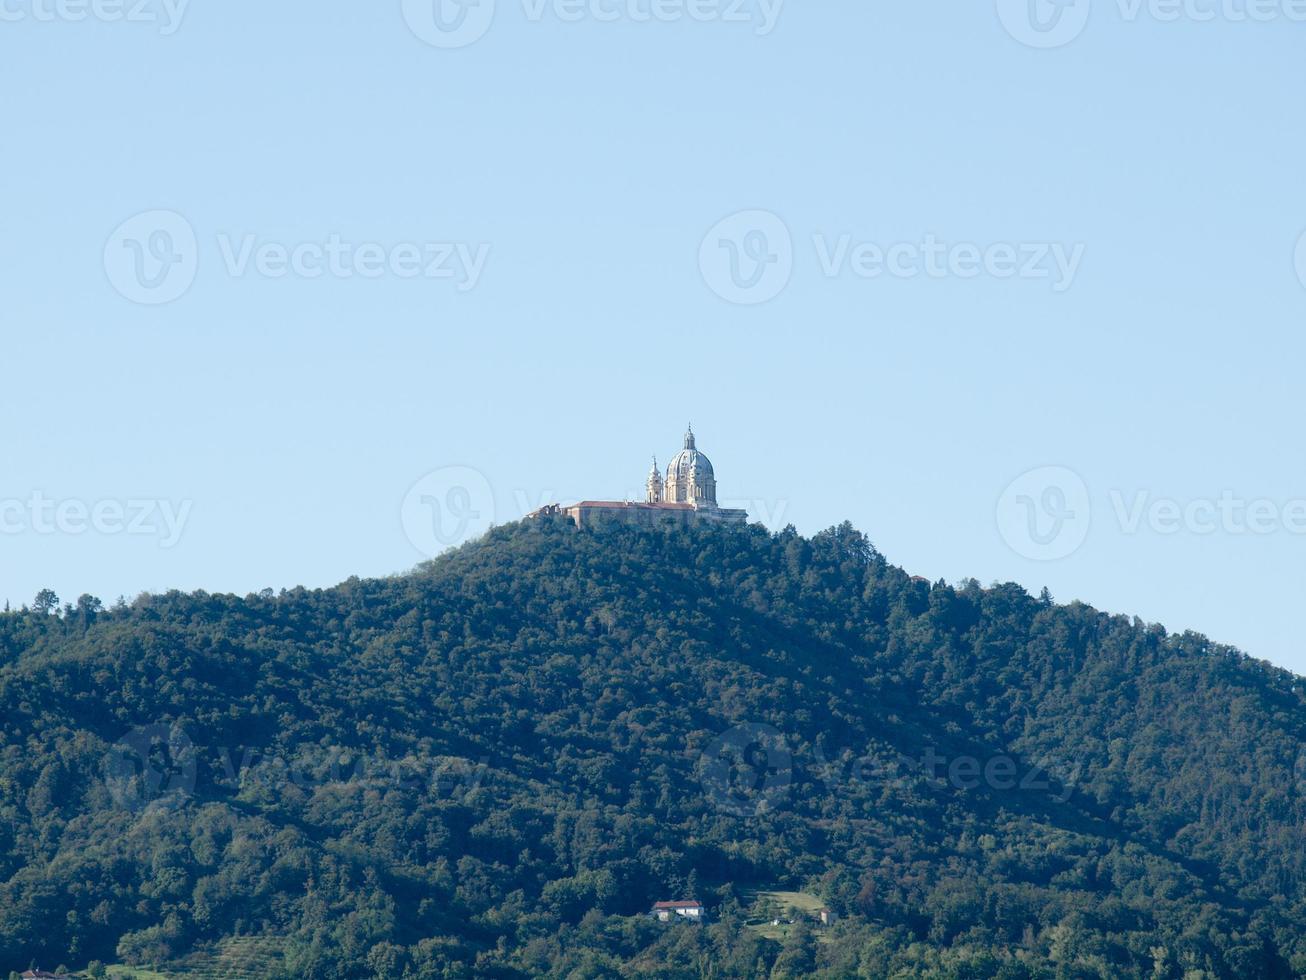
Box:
(0, 516, 1304, 977)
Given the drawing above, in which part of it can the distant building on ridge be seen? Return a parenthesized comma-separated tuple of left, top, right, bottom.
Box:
(531, 426, 748, 529)
(651, 900, 705, 921)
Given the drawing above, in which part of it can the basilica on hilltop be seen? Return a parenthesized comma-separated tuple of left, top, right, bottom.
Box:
(532, 426, 748, 529)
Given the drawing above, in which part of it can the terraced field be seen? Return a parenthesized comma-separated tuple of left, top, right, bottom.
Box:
(102, 937, 286, 980)
(742, 889, 829, 941)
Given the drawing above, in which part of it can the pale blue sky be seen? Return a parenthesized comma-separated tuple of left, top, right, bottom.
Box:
(4, 1, 1306, 672)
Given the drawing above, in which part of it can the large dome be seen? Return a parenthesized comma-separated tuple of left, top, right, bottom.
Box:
(665, 429, 714, 482)
(646, 426, 723, 507)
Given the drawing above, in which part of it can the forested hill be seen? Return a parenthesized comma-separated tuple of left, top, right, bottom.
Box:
(2, 516, 1305, 978)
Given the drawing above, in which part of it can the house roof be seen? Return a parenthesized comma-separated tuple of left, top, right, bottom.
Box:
(652, 900, 703, 909)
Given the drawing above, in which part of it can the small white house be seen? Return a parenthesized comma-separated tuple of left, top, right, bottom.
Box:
(651, 900, 705, 921)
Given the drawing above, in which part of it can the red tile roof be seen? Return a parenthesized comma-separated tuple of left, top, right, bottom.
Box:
(569, 501, 694, 510)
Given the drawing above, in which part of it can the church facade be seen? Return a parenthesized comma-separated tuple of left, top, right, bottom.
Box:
(533, 427, 748, 529)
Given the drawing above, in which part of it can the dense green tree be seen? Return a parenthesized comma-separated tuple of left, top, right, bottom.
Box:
(0, 517, 1303, 977)
(31, 590, 58, 616)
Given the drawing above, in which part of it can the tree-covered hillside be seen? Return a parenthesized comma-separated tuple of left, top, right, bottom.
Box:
(2, 517, 1305, 978)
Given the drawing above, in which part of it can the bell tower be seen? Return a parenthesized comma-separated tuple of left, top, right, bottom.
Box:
(645, 457, 663, 503)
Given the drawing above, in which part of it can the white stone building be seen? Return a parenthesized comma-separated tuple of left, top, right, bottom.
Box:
(532, 426, 748, 529)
